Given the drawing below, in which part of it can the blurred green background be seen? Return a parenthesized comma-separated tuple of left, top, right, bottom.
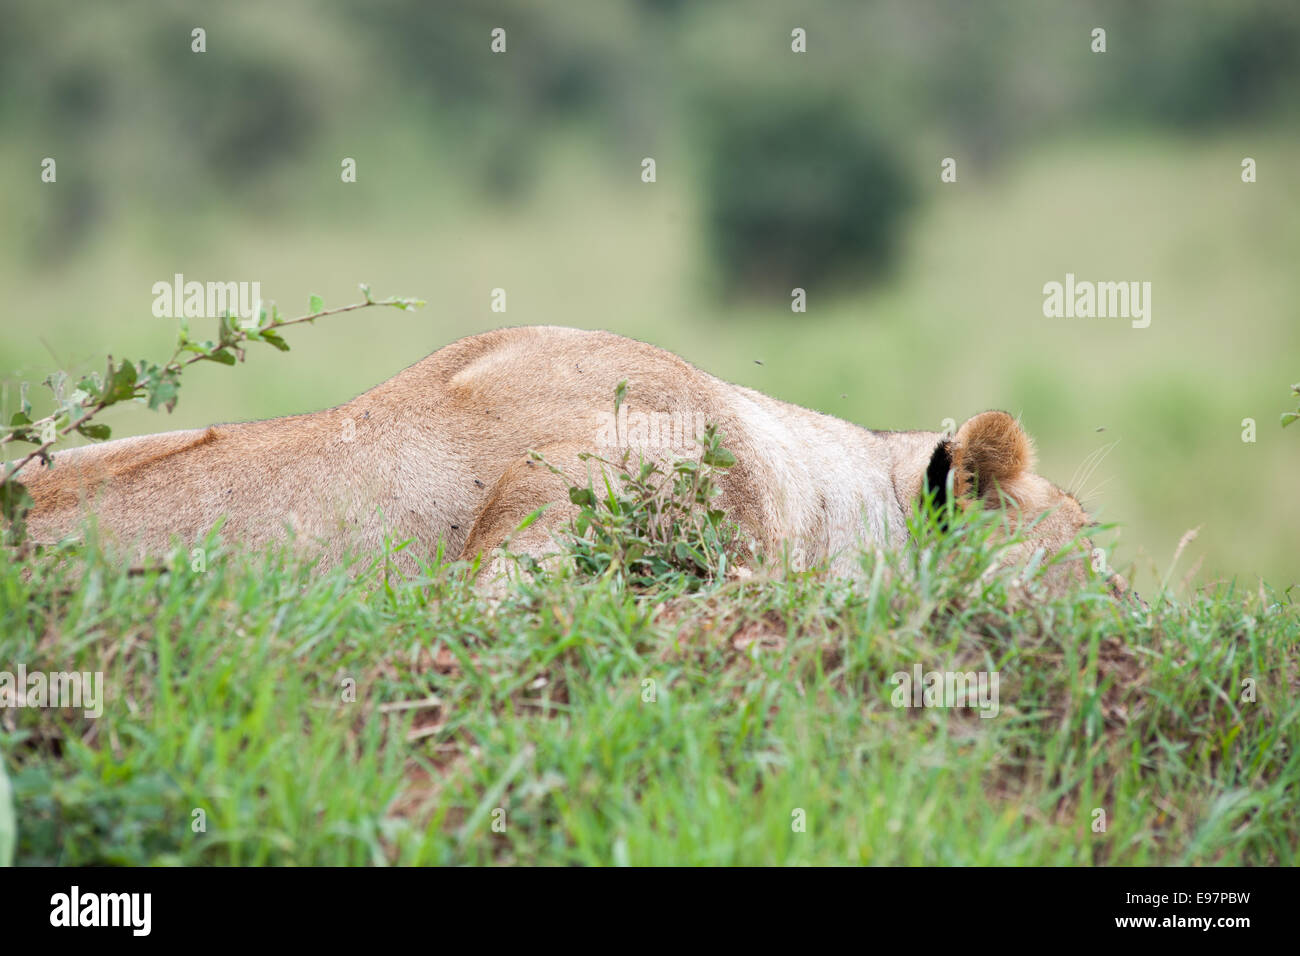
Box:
(1, 0, 1296, 591)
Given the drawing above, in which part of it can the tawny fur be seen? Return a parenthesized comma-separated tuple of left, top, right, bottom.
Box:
(12, 326, 1097, 586)
(951, 410, 1035, 500)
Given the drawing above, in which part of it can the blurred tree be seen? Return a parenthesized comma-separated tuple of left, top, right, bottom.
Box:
(1099, 0, 1300, 126)
(699, 94, 914, 298)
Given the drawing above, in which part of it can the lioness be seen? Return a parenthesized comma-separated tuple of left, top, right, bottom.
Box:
(13, 326, 1111, 591)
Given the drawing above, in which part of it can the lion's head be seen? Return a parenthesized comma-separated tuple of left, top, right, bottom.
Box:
(920, 410, 1132, 599)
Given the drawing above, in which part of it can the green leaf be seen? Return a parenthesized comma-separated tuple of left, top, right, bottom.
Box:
(1282, 412, 1299, 428)
(147, 380, 179, 411)
(0, 480, 32, 546)
(309, 294, 324, 314)
(102, 359, 137, 404)
(513, 504, 550, 534)
(8, 411, 31, 427)
(702, 445, 736, 468)
(674, 541, 707, 569)
(206, 349, 237, 366)
(260, 330, 290, 352)
(77, 423, 112, 441)
(569, 487, 596, 508)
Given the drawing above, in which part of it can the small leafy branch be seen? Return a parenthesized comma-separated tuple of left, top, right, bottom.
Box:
(1, 284, 424, 544)
(1282, 380, 1300, 428)
(531, 381, 745, 591)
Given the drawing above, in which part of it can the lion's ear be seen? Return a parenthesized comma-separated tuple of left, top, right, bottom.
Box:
(950, 411, 1034, 501)
(923, 439, 954, 503)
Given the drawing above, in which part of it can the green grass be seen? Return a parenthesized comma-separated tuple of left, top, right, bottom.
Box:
(2, 500, 1296, 865)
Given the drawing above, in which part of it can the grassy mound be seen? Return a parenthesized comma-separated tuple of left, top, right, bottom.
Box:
(1, 477, 1295, 866)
